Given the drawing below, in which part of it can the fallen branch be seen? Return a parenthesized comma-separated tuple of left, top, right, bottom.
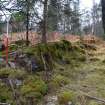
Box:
(85, 94, 105, 103)
(8, 79, 21, 105)
(79, 91, 105, 103)
(0, 102, 10, 105)
(62, 84, 105, 104)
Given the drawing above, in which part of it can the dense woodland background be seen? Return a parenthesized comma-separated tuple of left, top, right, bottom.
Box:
(0, 0, 105, 38)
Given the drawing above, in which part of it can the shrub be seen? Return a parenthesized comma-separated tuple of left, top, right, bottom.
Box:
(90, 57, 100, 62)
(78, 55, 86, 62)
(20, 77, 48, 101)
(69, 51, 86, 62)
(50, 40, 71, 51)
(61, 40, 72, 50)
(9, 69, 26, 79)
(0, 81, 12, 103)
(72, 45, 85, 54)
(23, 47, 36, 56)
(102, 59, 105, 63)
(9, 44, 18, 51)
(50, 75, 70, 89)
(83, 43, 97, 50)
(0, 68, 26, 79)
(15, 40, 30, 46)
(58, 90, 75, 105)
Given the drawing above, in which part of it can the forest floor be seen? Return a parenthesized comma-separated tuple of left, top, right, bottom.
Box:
(45, 42, 105, 105)
(1, 39, 105, 105)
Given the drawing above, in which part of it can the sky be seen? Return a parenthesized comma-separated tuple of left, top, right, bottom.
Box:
(80, 0, 100, 10)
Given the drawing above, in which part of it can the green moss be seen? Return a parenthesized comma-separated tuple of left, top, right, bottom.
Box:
(72, 44, 85, 54)
(22, 41, 86, 67)
(9, 44, 18, 51)
(58, 90, 75, 105)
(15, 40, 30, 46)
(23, 47, 36, 56)
(89, 101, 99, 105)
(90, 57, 100, 62)
(50, 75, 70, 90)
(78, 54, 86, 62)
(0, 68, 26, 79)
(102, 59, 105, 63)
(0, 81, 12, 103)
(20, 77, 48, 100)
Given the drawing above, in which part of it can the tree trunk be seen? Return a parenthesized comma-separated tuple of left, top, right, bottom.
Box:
(26, 0, 29, 46)
(42, 0, 48, 43)
(41, 0, 53, 82)
(102, 0, 105, 33)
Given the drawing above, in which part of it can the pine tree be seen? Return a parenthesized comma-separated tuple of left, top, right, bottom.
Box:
(71, 0, 81, 35)
(101, 0, 105, 33)
(47, 0, 58, 32)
